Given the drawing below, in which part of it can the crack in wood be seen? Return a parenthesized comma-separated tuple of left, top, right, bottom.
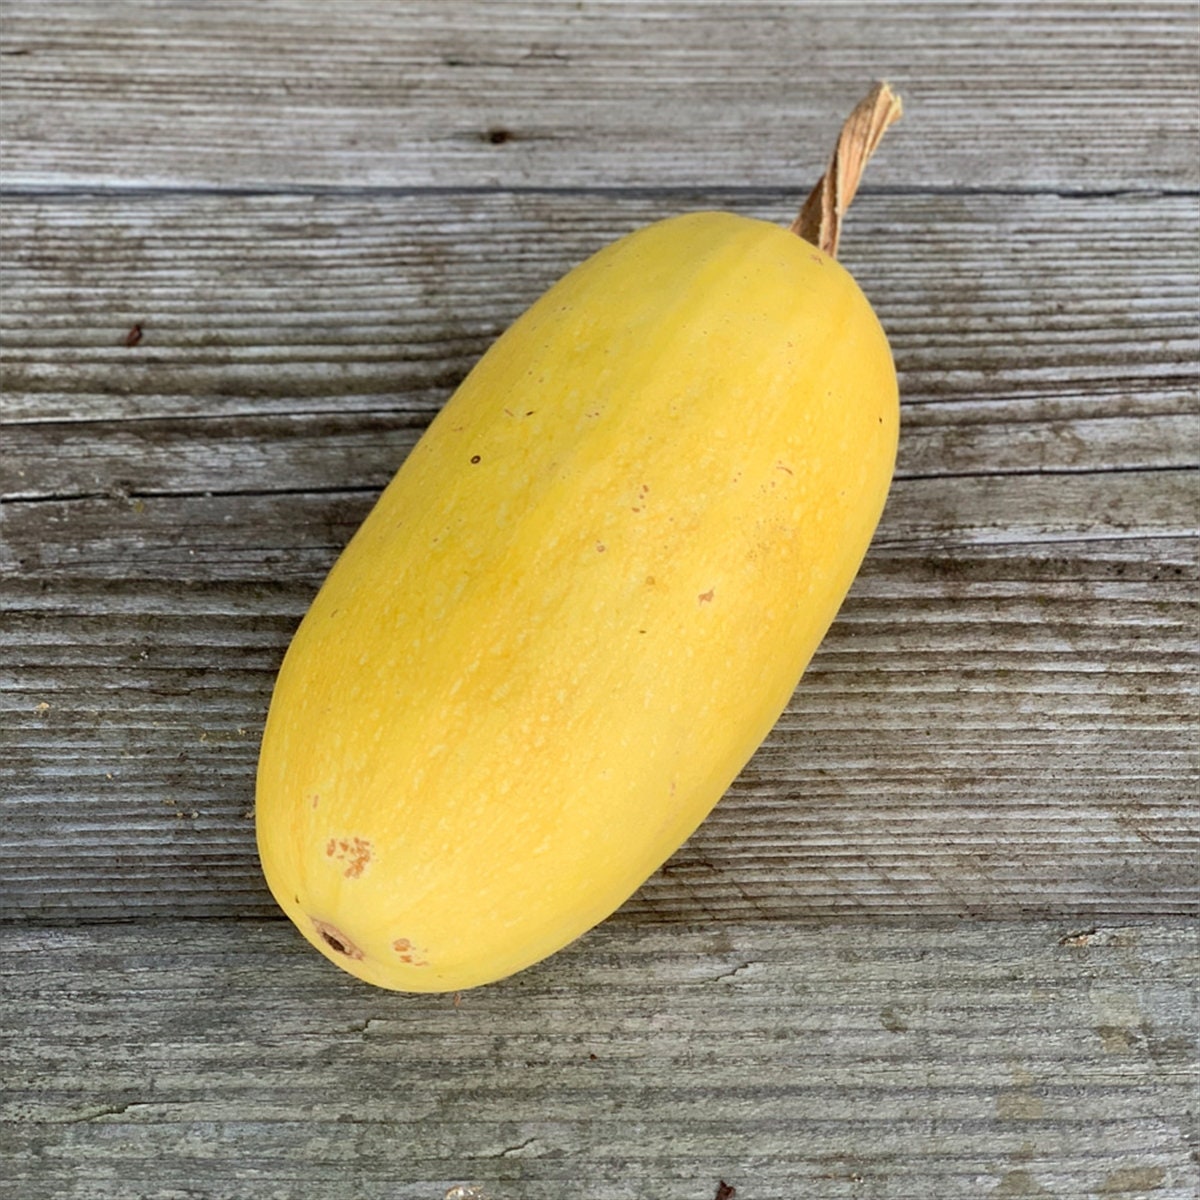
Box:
(497, 1137, 540, 1159)
(714, 961, 758, 984)
(63, 1101, 148, 1125)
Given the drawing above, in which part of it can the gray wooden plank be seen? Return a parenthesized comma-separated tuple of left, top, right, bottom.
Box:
(2, 919, 1196, 1199)
(2, 190, 1197, 434)
(2, 474, 1196, 922)
(6, 409, 1199, 503)
(6, 467, 1197, 577)
(1, 1, 1197, 192)
(2, 4, 1196, 1197)
(3, 181, 1194, 928)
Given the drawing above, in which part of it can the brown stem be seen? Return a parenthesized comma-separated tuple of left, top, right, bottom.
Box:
(791, 81, 903, 259)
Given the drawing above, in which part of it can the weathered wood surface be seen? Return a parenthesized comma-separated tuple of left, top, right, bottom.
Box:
(1, 1, 1197, 191)
(3, 505, 1197, 924)
(2, 190, 1197, 432)
(1, 0, 1198, 1196)
(2, 187, 1197, 923)
(3, 920, 1198, 1200)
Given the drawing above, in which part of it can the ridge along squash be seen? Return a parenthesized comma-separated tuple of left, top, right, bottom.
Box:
(256, 84, 903, 992)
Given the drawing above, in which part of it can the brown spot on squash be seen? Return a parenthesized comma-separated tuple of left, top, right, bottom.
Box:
(311, 918, 364, 960)
(698, 588, 715, 604)
(392, 937, 429, 967)
(326, 836, 373, 878)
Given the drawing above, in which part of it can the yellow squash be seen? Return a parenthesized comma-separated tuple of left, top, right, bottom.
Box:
(257, 88, 902, 992)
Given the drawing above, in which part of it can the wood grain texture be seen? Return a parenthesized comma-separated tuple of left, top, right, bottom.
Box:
(2, 186, 1196, 924)
(2, 191, 1198, 431)
(2, 1, 1198, 1195)
(2, 208, 1198, 920)
(2, 1, 1197, 192)
(3, 920, 1197, 1200)
(2, 487, 1196, 922)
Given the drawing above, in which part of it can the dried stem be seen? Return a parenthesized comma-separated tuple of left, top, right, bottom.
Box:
(791, 82, 903, 258)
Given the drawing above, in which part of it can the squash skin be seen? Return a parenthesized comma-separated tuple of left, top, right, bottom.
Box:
(255, 210, 898, 992)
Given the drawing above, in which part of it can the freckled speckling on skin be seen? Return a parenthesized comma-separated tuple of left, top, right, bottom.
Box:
(325, 836, 372, 878)
(392, 937, 429, 967)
